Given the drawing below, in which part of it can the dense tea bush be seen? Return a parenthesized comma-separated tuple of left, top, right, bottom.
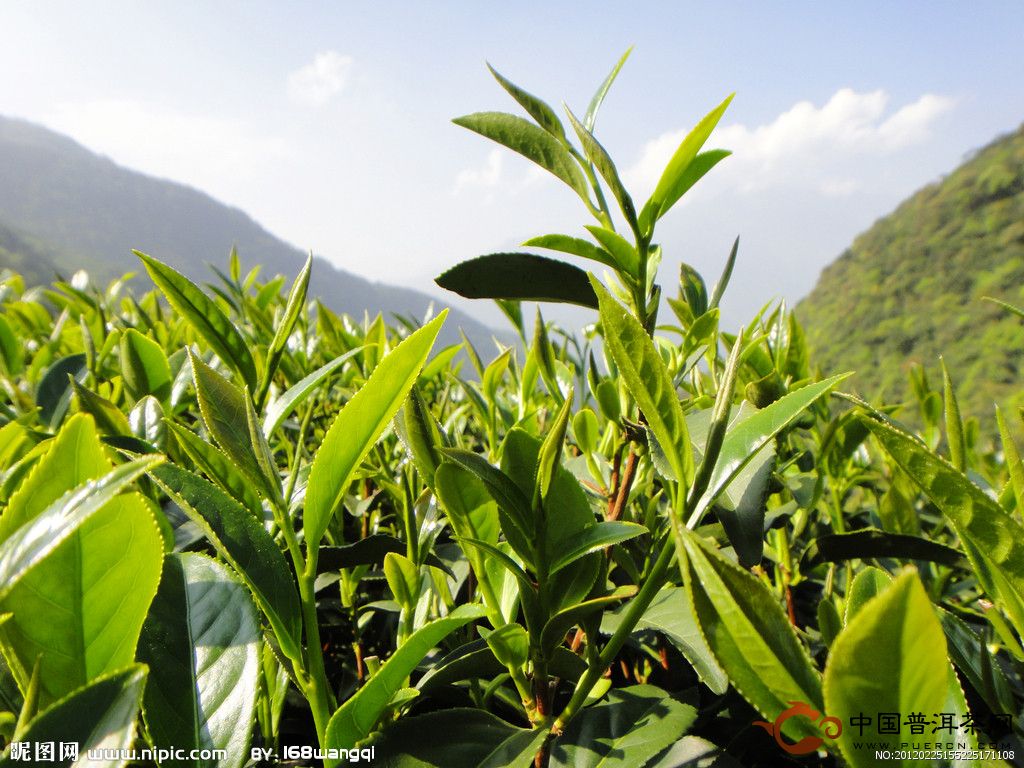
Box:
(0, 53, 1020, 767)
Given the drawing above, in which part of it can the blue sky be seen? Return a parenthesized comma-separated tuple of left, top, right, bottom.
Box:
(3, 2, 1023, 327)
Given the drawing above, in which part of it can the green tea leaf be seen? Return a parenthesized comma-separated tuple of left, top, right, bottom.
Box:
(120, 328, 172, 402)
(261, 253, 311, 401)
(136, 251, 257, 390)
(824, 571, 961, 767)
(453, 112, 588, 198)
(550, 684, 697, 768)
(593, 278, 692, 485)
(682, 529, 823, 733)
(71, 380, 131, 437)
(437, 253, 598, 309)
(262, 347, 362, 439)
(565, 108, 638, 234)
(306, 313, 446, 549)
(487, 64, 566, 140)
(602, 586, 728, 695)
(647, 94, 733, 223)
(325, 604, 486, 750)
(583, 225, 639, 276)
(318, 534, 452, 577)
(549, 521, 646, 574)
(364, 708, 532, 768)
(0, 666, 146, 768)
(165, 422, 264, 518)
(189, 350, 281, 504)
(584, 47, 632, 131)
(694, 374, 850, 561)
(863, 415, 1024, 636)
(800, 528, 965, 570)
(844, 566, 892, 624)
(540, 586, 636, 657)
(147, 462, 303, 663)
(441, 449, 535, 565)
(139, 553, 260, 768)
(36, 353, 87, 428)
(523, 234, 620, 271)
(0, 415, 163, 705)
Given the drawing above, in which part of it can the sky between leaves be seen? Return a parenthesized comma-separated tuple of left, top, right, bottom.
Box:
(2, 1, 1023, 329)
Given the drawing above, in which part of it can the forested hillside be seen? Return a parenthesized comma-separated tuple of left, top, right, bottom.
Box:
(798, 124, 1024, 426)
(0, 116, 496, 347)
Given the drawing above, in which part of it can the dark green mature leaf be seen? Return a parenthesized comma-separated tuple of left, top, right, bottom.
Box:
(824, 571, 963, 767)
(939, 609, 1015, 716)
(318, 534, 453, 577)
(487, 64, 566, 140)
(262, 347, 363, 439)
(523, 234, 620, 271)
(305, 313, 446, 549)
(565, 108, 638, 233)
(550, 685, 697, 768)
(364, 708, 531, 768)
(120, 328, 172, 402)
(682, 530, 823, 736)
(139, 554, 260, 768)
(148, 462, 303, 662)
(325, 604, 486, 750)
(36, 353, 86, 428)
(453, 112, 588, 198)
(800, 528, 966, 570)
(136, 251, 257, 390)
(584, 47, 632, 131)
(863, 415, 1024, 635)
(0, 666, 146, 768)
(603, 586, 728, 695)
(437, 254, 598, 309)
(593, 279, 693, 484)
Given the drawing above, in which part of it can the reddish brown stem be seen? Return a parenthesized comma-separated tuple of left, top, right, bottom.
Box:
(607, 450, 639, 522)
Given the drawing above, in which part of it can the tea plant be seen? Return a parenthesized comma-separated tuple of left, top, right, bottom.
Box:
(0, 51, 1020, 768)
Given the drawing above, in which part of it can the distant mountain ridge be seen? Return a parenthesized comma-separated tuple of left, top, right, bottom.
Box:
(798, 124, 1024, 426)
(0, 115, 497, 348)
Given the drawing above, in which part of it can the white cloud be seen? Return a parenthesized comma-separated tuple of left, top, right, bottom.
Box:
(454, 149, 503, 193)
(287, 51, 353, 106)
(627, 89, 955, 197)
(41, 99, 291, 204)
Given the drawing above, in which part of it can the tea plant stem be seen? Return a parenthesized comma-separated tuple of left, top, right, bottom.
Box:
(551, 531, 676, 734)
(299, 559, 336, 746)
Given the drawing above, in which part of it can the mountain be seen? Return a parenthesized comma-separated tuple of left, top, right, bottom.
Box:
(798, 124, 1024, 426)
(0, 115, 498, 349)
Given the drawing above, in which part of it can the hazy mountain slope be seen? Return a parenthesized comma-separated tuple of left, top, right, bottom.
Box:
(798, 124, 1024, 425)
(0, 115, 497, 348)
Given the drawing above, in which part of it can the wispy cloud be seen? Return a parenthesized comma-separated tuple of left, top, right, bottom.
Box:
(454, 149, 503, 193)
(628, 89, 956, 198)
(287, 51, 353, 107)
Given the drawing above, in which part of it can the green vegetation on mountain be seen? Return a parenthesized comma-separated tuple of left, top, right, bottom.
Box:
(0, 115, 495, 348)
(798, 124, 1024, 428)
